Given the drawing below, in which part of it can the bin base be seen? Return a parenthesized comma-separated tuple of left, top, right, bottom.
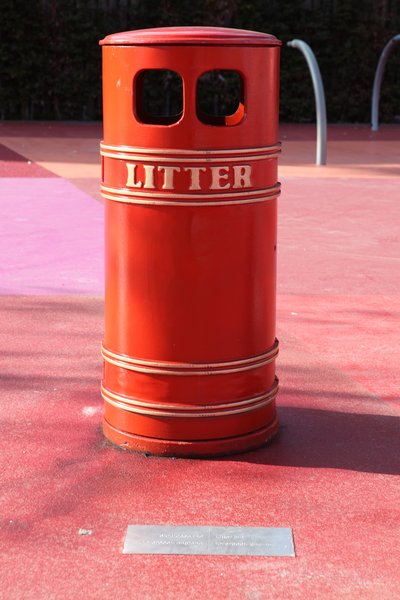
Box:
(102, 417, 279, 458)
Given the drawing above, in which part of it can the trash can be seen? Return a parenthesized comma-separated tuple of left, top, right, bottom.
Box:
(100, 27, 281, 457)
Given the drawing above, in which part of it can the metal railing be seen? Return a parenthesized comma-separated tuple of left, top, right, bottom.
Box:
(287, 39, 327, 165)
(371, 34, 400, 132)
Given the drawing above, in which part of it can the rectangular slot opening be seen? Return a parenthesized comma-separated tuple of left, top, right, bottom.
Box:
(135, 69, 183, 125)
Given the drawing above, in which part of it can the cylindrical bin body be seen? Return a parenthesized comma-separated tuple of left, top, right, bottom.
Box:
(100, 27, 281, 457)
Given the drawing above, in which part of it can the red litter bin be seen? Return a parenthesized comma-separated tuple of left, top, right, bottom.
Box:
(100, 27, 281, 456)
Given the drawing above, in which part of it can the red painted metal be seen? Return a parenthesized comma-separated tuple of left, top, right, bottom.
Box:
(100, 27, 281, 456)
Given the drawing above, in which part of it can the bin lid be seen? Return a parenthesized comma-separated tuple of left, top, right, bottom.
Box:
(100, 26, 281, 47)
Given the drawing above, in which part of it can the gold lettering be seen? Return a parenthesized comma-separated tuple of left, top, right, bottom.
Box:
(126, 163, 142, 188)
(143, 165, 155, 189)
(184, 167, 207, 190)
(125, 162, 252, 192)
(233, 165, 252, 188)
(159, 166, 181, 190)
(210, 166, 230, 190)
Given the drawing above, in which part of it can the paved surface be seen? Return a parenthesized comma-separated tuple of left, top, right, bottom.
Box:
(0, 122, 399, 599)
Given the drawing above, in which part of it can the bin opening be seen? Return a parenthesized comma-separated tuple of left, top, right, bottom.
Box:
(196, 70, 244, 126)
(135, 69, 183, 125)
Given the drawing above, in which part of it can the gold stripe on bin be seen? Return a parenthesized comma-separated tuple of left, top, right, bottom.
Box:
(100, 142, 281, 162)
(101, 191, 279, 207)
(101, 340, 279, 376)
(101, 150, 281, 163)
(101, 183, 280, 200)
(101, 184, 281, 207)
(101, 378, 279, 418)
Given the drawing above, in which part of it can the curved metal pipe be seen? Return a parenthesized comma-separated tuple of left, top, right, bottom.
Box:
(287, 39, 327, 165)
(371, 34, 400, 132)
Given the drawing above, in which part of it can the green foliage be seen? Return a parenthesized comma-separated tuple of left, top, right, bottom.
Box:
(0, 0, 399, 122)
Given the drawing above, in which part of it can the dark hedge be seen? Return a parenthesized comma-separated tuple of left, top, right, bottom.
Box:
(0, 0, 399, 123)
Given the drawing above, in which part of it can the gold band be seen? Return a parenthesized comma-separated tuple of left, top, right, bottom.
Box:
(101, 182, 280, 207)
(101, 191, 279, 207)
(101, 191, 280, 207)
(101, 183, 280, 200)
(100, 142, 281, 160)
(101, 340, 279, 376)
(101, 150, 280, 163)
(101, 378, 279, 418)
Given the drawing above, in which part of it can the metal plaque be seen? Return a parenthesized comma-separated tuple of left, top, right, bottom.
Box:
(123, 525, 295, 556)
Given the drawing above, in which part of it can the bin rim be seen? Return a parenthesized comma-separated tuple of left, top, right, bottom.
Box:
(100, 26, 281, 47)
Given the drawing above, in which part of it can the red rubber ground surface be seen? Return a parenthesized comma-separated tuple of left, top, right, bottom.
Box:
(0, 123, 399, 599)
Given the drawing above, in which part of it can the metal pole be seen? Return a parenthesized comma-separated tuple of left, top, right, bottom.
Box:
(287, 39, 327, 165)
(371, 34, 400, 132)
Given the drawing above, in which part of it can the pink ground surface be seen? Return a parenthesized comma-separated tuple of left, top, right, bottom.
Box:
(0, 122, 399, 599)
(0, 178, 103, 294)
